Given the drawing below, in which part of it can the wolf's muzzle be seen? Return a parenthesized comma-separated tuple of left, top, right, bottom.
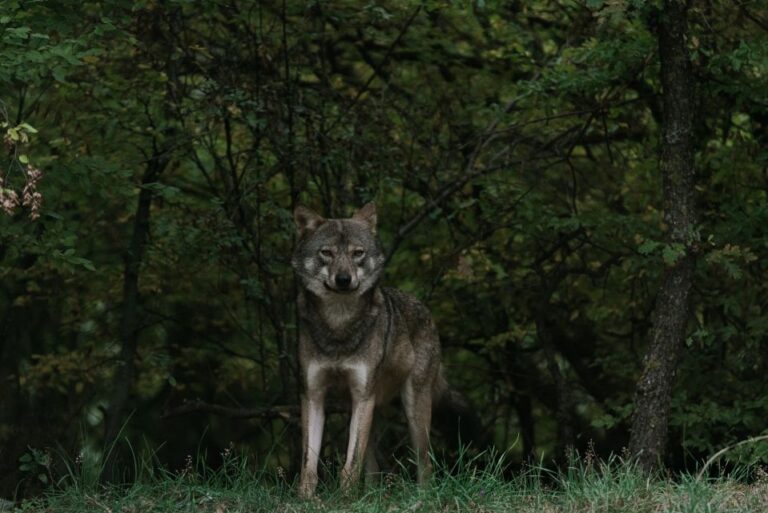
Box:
(335, 272, 352, 290)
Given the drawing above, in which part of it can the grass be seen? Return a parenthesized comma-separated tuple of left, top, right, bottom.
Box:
(13, 451, 768, 513)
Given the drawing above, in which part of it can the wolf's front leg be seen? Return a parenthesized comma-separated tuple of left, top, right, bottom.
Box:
(340, 396, 375, 492)
(299, 392, 325, 499)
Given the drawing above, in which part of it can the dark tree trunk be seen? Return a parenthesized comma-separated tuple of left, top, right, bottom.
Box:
(629, 0, 697, 472)
(533, 303, 576, 461)
(506, 337, 537, 462)
(513, 394, 536, 462)
(101, 153, 168, 481)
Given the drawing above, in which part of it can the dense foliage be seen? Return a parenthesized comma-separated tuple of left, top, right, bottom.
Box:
(2, 0, 768, 498)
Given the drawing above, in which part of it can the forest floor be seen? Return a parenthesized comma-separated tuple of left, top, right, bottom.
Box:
(13, 455, 768, 512)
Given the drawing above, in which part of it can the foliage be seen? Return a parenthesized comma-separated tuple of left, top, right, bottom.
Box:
(1, 0, 768, 498)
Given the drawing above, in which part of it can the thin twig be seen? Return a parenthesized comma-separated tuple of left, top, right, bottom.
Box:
(696, 434, 768, 479)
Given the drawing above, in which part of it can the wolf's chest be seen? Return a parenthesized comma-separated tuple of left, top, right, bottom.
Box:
(318, 297, 365, 331)
(302, 303, 381, 357)
(306, 360, 372, 396)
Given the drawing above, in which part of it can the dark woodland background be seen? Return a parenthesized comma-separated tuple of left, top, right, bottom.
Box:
(2, 0, 768, 498)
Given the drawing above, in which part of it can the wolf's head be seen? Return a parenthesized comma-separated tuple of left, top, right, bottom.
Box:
(291, 203, 385, 297)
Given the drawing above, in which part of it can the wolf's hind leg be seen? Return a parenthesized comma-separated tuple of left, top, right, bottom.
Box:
(402, 379, 433, 485)
(364, 417, 380, 482)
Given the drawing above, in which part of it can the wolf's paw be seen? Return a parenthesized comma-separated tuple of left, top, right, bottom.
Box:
(340, 467, 363, 497)
(298, 473, 318, 499)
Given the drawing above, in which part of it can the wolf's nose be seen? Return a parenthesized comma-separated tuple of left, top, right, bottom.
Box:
(335, 273, 352, 289)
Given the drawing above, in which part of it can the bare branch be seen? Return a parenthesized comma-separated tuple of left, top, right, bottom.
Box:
(162, 400, 347, 420)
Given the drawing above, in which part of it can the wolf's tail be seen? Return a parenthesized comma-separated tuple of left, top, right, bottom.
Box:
(432, 368, 487, 451)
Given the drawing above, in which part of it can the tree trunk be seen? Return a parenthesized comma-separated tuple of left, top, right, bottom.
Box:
(629, 0, 697, 472)
(101, 153, 168, 481)
(513, 393, 536, 463)
(533, 303, 576, 462)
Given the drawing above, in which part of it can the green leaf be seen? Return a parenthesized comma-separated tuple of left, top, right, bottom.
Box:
(638, 239, 660, 255)
(52, 66, 69, 83)
(662, 244, 686, 266)
(6, 26, 31, 38)
(18, 123, 38, 134)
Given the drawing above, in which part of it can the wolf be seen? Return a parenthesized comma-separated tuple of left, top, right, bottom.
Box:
(291, 202, 480, 498)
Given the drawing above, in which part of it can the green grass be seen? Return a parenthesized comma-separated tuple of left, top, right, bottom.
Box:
(14, 452, 768, 513)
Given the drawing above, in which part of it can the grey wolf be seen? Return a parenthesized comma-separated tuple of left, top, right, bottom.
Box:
(291, 202, 479, 498)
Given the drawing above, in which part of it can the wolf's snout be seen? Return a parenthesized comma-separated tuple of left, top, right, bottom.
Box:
(335, 272, 352, 289)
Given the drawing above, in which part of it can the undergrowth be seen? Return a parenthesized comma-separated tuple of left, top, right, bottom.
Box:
(12, 449, 768, 512)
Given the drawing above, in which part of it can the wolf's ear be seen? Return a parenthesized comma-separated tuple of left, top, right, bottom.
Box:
(294, 205, 325, 236)
(352, 202, 377, 234)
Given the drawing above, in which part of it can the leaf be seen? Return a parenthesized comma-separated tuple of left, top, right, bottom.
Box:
(6, 26, 31, 38)
(18, 123, 38, 134)
(662, 243, 686, 266)
(69, 256, 96, 271)
(638, 239, 660, 255)
(52, 66, 69, 83)
(141, 182, 181, 199)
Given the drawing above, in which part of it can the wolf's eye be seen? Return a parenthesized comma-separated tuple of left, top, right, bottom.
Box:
(352, 249, 365, 258)
(319, 249, 333, 258)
